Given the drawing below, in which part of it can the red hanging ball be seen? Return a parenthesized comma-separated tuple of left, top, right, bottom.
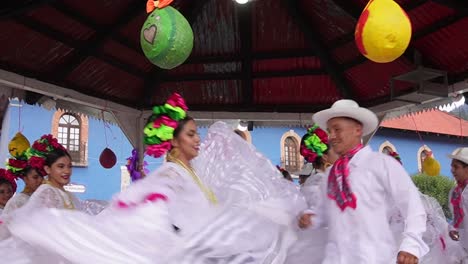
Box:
(99, 148, 117, 169)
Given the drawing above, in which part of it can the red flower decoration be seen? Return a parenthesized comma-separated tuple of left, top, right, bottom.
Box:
(314, 128, 329, 144)
(32, 141, 48, 152)
(146, 142, 172, 158)
(28, 156, 47, 176)
(8, 159, 27, 169)
(300, 145, 318, 163)
(0, 169, 17, 193)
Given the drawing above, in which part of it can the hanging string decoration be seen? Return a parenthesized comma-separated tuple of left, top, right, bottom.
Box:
(99, 111, 117, 169)
(141, 0, 194, 69)
(8, 132, 30, 158)
(355, 0, 412, 63)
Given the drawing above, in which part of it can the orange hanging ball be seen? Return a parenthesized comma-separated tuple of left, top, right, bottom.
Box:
(355, 0, 412, 63)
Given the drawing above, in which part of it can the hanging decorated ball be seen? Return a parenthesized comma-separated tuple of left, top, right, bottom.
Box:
(422, 155, 441, 177)
(8, 132, 30, 158)
(99, 148, 117, 169)
(355, 0, 412, 63)
(140, 0, 194, 69)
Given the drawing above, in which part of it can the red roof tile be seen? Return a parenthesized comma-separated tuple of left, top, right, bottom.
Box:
(381, 109, 468, 137)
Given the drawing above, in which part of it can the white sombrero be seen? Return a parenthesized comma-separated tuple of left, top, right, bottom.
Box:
(448, 147, 468, 164)
(313, 99, 379, 136)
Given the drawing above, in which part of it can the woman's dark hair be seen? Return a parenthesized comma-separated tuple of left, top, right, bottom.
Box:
(45, 148, 72, 167)
(22, 166, 42, 178)
(0, 178, 12, 187)
(281, 170, 293, 181)
(173, 116, 194, 139)
(300, 134, 329, 170)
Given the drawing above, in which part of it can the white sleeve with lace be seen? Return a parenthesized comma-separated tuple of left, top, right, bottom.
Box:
(2, 193, 30, 215)
(26, 185, 63, 209)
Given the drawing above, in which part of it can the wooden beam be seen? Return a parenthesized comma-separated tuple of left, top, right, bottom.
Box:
(413, 11, 467, 39)
(284, 0, 353, 99)
(186, 49, 316, 64)
(237, 2, 254, 105)
(161, 68, 326, 82)
(187, 103, 331, 113)
(0, 0, 58, 20)
(0, 64, 139, 108)
(52, 1, 144, 78)
(432, 0, 468, 11)
(52, 1, 141, 53)
(17, 16, 147, 78)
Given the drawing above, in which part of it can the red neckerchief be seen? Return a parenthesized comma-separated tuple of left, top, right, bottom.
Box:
(451, 179, 468, 228)
(327, 144, 363, 211)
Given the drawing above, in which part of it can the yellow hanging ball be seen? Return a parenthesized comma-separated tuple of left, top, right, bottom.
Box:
(8, 132, 30, 158)
(422, 156, 441, 177)
(355, 0, 412, 63)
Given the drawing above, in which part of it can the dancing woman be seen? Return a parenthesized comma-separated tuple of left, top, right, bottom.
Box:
(1, 93, 305, 264)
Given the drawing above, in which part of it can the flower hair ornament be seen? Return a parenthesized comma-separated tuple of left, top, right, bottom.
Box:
(25, 134, 67, 177)
(0, 168, 17, 193)
(300, 124, 329, 163)
(6, 152, 28, 180)
(388, 151, 402, 164)
(144, 93, 188, 158)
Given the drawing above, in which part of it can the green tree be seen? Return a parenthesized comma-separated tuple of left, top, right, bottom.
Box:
(412, 174, 455, 219)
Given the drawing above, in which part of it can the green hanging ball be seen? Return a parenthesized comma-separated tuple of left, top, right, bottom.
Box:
(140, 6, 194, 69)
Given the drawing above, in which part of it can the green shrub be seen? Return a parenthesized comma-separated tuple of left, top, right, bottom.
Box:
(411, 174, 455, 219)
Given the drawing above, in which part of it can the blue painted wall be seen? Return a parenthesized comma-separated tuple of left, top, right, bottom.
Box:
(2, 101, 463, 201)
(369, 128, 465, 178)
(3, 102, 134, 200)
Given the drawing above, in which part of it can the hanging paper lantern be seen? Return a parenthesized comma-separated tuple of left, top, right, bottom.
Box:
(8, 132, 30, 158)
(355, 0, 412, 63)
(140, 1, 194, 69)
(99, 148, 117, 169)
(422, 155, 441, 177)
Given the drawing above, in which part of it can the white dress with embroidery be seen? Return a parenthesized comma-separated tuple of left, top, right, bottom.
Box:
(0, 122, 306, 264)
(3, 193, 31, 215)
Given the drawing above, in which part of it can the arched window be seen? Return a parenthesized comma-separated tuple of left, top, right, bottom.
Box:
(379, 140, 397, 154)
(52, 110, 88, 166)
(417, 145, 433, 173)
(58, 114, 81, 161)
(280, 130, 303, 172)
(284, 137, 299, 171)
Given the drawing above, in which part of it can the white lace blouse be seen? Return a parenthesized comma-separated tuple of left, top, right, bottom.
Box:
(3, 193, 32, 215)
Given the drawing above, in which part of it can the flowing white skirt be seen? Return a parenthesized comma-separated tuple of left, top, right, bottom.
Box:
(0, 122, 307, 264)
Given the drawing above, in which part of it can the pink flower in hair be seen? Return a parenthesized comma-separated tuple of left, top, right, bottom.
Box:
(300, 145, 318, 163)
(166, 93, 188, 111)
(314, 128, 329, 144)
(146, 142, 172, 158)
(153, 116, 179, 129)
